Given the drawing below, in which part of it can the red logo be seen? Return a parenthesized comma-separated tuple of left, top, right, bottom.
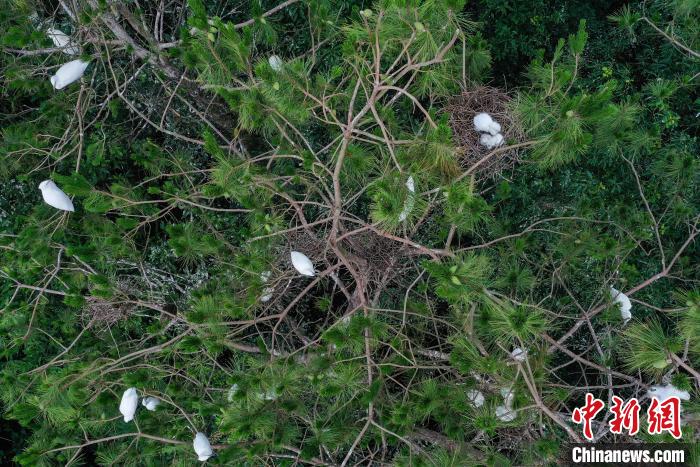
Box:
(572, 393, 684, 439)
(647, 396, 682, 439)
(572, 393, 605, 440)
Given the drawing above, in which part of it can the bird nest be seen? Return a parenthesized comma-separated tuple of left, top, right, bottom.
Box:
(445, 86, 526, 179)
(340, 231, 404, 278)
(280, 228, 404, 281)
(284, 230, 327, 263)
(81, 295, 135, 329)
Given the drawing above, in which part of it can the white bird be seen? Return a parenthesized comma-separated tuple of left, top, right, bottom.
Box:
(648, 384, 690, 402)
(50, 59, 89, 90)
(260, 271, 274, 302)
(510, 347, 527, 362)
(610, 286, 632, 323)
(473, 112, 501, 136)
(496, 404, 517, 421)
(193, 432, 213, 462)
(479, 132, 504, 149)
(259, 389, 277, 401)
(39, 180, 74, 212)
(268, 55, 283, 72)
(291, 251, 315, 277)
(398, 176, 415, 222)
(496, 387, 516, 421)
(466, 389, 485, 408)
(141, 396, 160, 411)
(119, 387, 139, 423)
(500, 387, 515, 405)
(46, 28, 80, 55)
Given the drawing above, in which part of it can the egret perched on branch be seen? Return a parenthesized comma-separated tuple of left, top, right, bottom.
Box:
(193, 432, 213, 461)
(119, 387, 138, 422)
(291, 251, 315, 277)
(398, 176, 415, 222)
(50, 59, 89, 90)
(39, 180, 74, 212)
(473, 112, 501, 136)
(610, 286, 632, 323)
(648, 384, 690, 402)
(46, 28, 80, 55)
(141, 397, 160, 411)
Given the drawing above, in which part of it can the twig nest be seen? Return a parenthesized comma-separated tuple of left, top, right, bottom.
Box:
(39, 180, 74, 212)
(268, 55, 283, 72)
(510, 347, 527, 362)
(119, 387, 138, 422)
(466, 389, 485, 408)
(398, 175, 415, 222)
(291, 251, 315, 277)
(46, 28, 80, 55)
(446, 86, 525, 179)
(141, 396, 160, 411)
(193, 432, 213, 462)
(50, 59, 89, 90)
(610, 286, 632, 323)
(647, 384, 690, 402)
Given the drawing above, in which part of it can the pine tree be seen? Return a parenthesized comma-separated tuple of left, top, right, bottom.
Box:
(1, 0, 698, 465)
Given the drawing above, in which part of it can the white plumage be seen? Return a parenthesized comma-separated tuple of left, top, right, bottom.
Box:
(496, 387, 516, 421)
(268, 55, 283, 72)
(260, 271, 273, 302)
(193, 432, 213, 462)
(496, 405, 516, 421)
(46, 28, 80, 55)
(39, 180, 74, 212)
(648, 384, 690, 402)
(291, 251, 315, 277)
(259, 389, 278, 401)
(141, 396, 160, 411)
(50, 59, 89, 90)
(610, 286, 632, 323)
(466, 389, 485, 408)
(398, 176, 415, 222)
(479, 133, 504, 149)
(119, 387, 138, 422)
(473, 112, 501, 136)
(510, 347, 527, 362)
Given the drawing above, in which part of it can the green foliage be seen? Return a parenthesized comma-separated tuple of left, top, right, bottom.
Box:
(1, 0, 699, 465)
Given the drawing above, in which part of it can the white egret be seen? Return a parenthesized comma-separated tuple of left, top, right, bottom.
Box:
(473, 112, 501, 136)
(38, 180, 74, 212)
(119, 387, 138, 422)
(141, 396, 160, 411)
(193, 432, 213, 461)
(50, 59, 89, 90)
(610, 286, 632, 323)
(291, 251, 315, 277)
(46, 28, 80, 55)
